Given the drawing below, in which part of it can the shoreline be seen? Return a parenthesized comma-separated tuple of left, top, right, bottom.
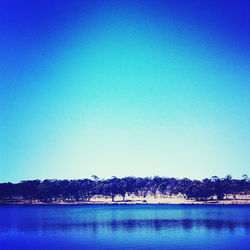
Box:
(1, 194, 250, 205)
(1, 202, 250, 205)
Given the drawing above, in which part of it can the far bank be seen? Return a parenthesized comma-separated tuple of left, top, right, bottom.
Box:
(1, 193, 250, 205)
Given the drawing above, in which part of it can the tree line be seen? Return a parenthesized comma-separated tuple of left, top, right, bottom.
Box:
(0, 175, 249, 203)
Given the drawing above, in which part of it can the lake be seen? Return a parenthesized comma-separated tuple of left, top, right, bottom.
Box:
(0, 204, 249, 249)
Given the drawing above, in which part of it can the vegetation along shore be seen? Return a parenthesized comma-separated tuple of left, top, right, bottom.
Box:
(1, 175, 249, 205)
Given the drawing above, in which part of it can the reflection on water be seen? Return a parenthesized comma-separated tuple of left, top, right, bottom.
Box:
(0, 205, 250, 250)
(2, 218, 250, 233)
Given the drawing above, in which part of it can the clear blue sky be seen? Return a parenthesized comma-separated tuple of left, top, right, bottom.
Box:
(1, 0, 249, 182)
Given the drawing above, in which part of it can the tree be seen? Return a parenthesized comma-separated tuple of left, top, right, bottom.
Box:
(0, 175, 249, 204)
(242, 174, 248, 181)
(91, 175, 99, 182)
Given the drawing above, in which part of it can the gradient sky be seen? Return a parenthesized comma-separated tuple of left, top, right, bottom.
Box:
(1, 0, 250, 182)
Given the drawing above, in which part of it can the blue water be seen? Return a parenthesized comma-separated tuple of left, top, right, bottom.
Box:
(0, 205, 249, 250)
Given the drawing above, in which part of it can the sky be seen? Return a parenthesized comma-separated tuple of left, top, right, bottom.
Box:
(0, 0, 250, 183)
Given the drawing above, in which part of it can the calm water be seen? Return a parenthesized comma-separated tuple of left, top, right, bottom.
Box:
(0, 205, 250, 250)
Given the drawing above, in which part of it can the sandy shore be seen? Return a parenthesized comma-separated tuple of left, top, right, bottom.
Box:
(1, 194, 250, 205)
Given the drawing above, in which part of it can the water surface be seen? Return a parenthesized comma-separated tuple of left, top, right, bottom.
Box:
(1, 205, 249, 249)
